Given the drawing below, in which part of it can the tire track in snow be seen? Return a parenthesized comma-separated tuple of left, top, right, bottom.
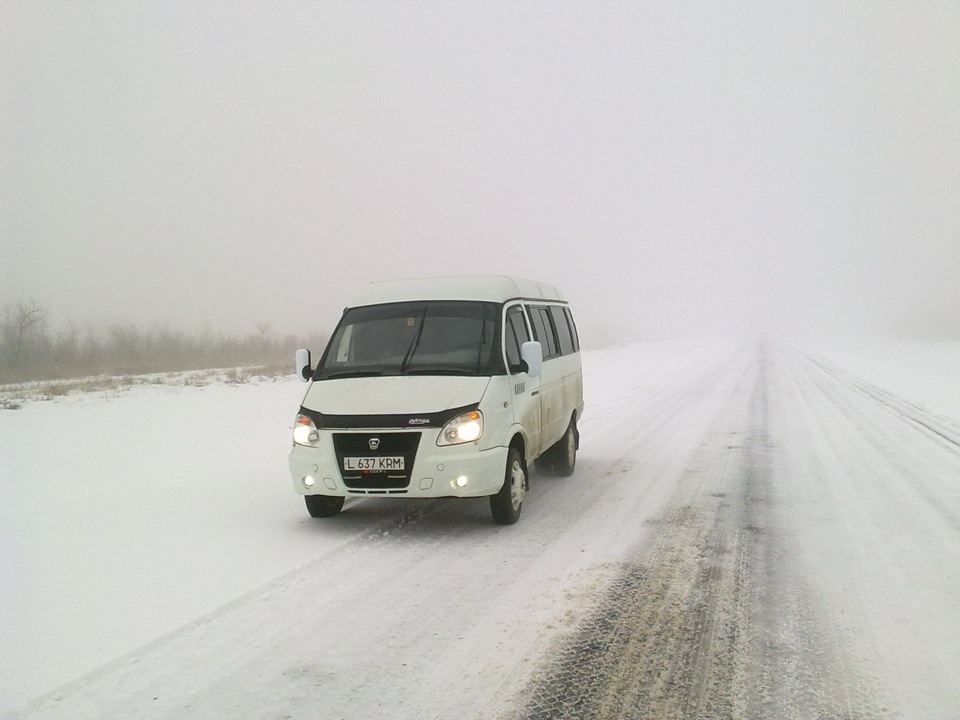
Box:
(505, 347, 892, 720)
(786, 348, 960, 534)
(796, 350, 960, 452)
(768, 346, 960, 715)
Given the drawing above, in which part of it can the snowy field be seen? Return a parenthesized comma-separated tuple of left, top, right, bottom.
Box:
(2, 340, 960, 718)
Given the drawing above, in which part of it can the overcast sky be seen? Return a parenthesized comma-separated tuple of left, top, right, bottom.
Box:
(2, 1, 958, 344)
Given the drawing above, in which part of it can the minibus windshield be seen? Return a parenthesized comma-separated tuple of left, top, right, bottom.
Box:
(317, 301, 503, 380)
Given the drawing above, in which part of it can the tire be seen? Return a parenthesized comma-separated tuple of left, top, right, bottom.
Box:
(536, 419, 578, 477)
(305, 494, 345, 518)
(490, 446, 526, 525)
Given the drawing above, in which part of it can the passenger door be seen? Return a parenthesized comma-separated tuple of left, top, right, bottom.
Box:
(503, 304, 542, 456)
(528, 304, 566, 449)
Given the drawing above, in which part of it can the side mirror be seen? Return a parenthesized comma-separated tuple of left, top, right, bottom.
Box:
(295, 348, 313, 383)
(520, 341, 543, 377)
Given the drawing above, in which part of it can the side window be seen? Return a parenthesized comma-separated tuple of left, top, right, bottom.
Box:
(529, 305, 560, 359)
(504, 306, 529, 371)
(528, 305, 546, 347)
(550, 306, 575, 356)
(563, 307, 580, 352)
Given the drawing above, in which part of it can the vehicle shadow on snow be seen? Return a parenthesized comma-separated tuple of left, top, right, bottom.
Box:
(288, 495, 502, 538)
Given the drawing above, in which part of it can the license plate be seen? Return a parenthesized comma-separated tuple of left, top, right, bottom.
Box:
(343, 456, 405, 472)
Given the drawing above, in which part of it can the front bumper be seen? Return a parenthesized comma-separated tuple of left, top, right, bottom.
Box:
(289, 431, 508, 499)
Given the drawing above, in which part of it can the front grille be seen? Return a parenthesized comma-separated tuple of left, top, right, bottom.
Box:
(332, 432, 421, 490)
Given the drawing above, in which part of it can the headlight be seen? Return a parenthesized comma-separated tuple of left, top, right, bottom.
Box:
(293, 413, 320, 447)
(437, 410, 483, 446)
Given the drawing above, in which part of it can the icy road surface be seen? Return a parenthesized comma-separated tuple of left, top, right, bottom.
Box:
(3, 343, 960, 719)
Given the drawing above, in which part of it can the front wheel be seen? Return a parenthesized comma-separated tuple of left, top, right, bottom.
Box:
(490, 447, 526, 525)
(305, 494, 344, 518)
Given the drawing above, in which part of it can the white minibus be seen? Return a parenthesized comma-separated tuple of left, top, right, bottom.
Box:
(288, 276, 583, 524)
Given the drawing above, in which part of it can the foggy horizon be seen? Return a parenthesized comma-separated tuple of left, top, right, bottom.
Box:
(3, 1, 959, 346)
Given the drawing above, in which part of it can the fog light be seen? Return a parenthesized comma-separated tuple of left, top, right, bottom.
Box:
(455, 475, 468, 488)
(303, 476, 315, 488)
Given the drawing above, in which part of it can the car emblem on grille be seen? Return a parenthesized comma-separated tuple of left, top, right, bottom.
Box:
(368, 437, 380, 450)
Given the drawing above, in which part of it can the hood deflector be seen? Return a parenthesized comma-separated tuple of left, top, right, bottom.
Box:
(298, 403, 478, 430)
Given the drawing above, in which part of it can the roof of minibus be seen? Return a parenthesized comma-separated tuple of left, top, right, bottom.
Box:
(346, 276, 567, 308)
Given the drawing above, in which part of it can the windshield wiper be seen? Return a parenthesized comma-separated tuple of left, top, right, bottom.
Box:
(323, 370, 384, 380)
(400, 307, 428, 373)
(403, 368, 476, 376)
(475, 306, 488, 372)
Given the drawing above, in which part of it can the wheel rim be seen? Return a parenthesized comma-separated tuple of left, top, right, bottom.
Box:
(510, 459, 525, 510)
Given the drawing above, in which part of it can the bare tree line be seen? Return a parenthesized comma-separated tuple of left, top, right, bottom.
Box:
(0, 298, 327, 383)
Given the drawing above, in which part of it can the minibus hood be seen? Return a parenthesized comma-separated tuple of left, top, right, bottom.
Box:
(302, 375, 491, 416)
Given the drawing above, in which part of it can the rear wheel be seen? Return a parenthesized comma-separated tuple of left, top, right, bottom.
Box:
(305, 495, 344, 518)
(490, 447, 526, 525)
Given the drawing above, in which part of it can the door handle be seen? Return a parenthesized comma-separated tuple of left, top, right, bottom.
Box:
(531, 391, 540, 397)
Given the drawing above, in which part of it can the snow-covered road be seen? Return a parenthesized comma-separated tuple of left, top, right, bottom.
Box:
(3, 343, 960, 719)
